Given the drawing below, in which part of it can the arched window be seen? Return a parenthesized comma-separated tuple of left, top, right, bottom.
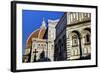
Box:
(85, 33, 90, 45)
(83, 28, 91, 45)
(86, 34, 90, 42)
(72, 35, 78, 47)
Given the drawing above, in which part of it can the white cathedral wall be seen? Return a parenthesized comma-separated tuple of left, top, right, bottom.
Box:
(31, 39, 48, 62)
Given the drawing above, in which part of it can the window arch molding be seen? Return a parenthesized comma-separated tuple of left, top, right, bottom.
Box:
(81, 27, 91, 45)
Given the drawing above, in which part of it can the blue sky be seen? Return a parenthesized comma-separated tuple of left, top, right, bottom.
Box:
(22, 10, 64, 54)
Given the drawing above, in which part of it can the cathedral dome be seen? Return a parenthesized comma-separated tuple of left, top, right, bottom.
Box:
(26, 18, 47, 48)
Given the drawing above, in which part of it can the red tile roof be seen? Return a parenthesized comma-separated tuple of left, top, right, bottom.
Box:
(26, 27, 46, 48)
